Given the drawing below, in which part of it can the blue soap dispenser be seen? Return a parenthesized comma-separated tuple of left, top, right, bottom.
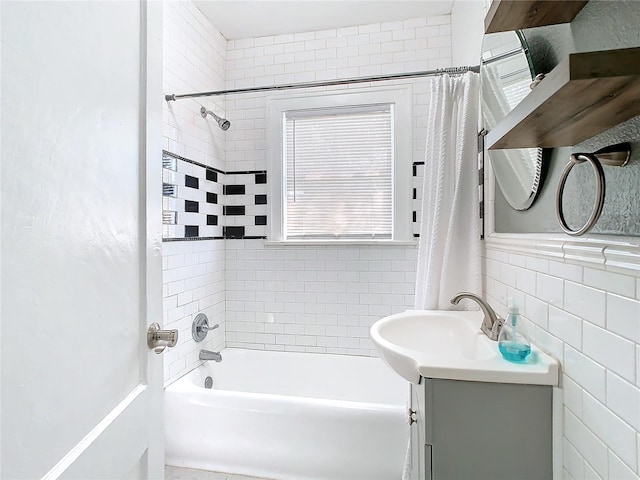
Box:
(498, 299, 531, 362)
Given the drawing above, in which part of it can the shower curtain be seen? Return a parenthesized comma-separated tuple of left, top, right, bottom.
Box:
(414, 72, 481, 310)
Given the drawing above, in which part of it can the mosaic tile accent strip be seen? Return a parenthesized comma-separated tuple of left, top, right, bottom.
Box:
(162, 151, 268, 241)
(163, 151, 224, 240)
(224, 171, 268, 239)
(411, 131, 485, 240)
(478, 131, 485, 240)
(412, 161, 424, 238)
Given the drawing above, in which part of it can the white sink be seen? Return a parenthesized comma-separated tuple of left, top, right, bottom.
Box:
(370, 310, 558, 386)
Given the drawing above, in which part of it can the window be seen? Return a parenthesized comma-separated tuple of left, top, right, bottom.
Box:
(267, 86, 412, 243)
(284, 105, 393, 240)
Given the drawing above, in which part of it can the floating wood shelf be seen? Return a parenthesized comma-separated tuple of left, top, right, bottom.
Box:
(485, 0, 589, 34)
(486, 47, 640, 150)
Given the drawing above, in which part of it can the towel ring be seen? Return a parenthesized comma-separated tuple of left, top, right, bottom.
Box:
(556, 153, 605, 236)
(555, 143, 630, 237)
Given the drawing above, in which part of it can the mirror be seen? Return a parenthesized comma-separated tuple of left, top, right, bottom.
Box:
(481, 31, 545, 211)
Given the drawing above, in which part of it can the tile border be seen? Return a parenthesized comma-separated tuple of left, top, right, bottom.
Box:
(486, 233, 640, 276)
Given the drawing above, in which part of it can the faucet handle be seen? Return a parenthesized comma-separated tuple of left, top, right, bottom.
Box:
(192, 313, 219, 342)
(491, 317, 505, 337)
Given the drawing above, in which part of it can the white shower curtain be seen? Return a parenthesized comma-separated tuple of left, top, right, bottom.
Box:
(414, 72, 481, 310)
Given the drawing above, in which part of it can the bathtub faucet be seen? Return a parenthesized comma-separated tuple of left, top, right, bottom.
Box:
(199, 350, 222, 362)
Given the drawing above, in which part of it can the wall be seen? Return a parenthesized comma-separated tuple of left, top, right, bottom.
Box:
(162, 1, 227, 384)
(482, 3, 640, 477)
(222, 17, 453, 354)
(483, 239, 640, 479)
(493, 1, 640, 235)
(451, 0, 485, 66)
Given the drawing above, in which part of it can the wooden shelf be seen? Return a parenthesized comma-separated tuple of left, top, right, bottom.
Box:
(486, 47, 640, 150)
(485, 0, 589, 34)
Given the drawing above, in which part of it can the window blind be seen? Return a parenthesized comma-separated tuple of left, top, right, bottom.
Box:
(284, 105, 393, 239)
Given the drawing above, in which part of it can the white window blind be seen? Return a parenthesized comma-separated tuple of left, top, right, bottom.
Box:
(283, 105, 394, 239)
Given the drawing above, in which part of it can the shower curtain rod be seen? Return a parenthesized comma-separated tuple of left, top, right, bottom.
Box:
(164, 65, 480, 101)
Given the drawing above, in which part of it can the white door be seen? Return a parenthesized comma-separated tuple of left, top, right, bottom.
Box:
(1, 1, 165, 478)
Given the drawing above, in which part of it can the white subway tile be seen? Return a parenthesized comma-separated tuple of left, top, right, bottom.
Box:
(564, 439, 585, 480)
(273, 33, 294, 44)
(584, 268, 636, 298)
(564, 345, 606, 402)
(392, 29, 415, 41)
(563, 374, 583, 417)
(526, 256, 549, 273)
(565, 409, 608, 477)
(380, 20, 404, 31)
(606, 293, 640, 343)
(534, 327, 564, 362)
(606, 370, 640, 430)
(583, 322, 636, 382)
(359, 23, 381, 34)
(315, 29, 337, 39)
(336, 26, 358, 37)
(549, 260, 583, 283)
(549, 307, 582, 350)
(536, 272, 564, 307)
(525, 294, 548, 328)
(608, 451, 639, 480)
(564, 281, 606, 327)
(582, 391, 637, 468)
(637, 345, 640, 387)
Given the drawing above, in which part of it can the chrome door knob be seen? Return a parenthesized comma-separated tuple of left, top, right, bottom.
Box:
(147, 323, 178, 354)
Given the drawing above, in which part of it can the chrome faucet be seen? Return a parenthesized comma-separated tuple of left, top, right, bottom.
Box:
(199, 350, 222, 362)
(450, 292, 504, 341)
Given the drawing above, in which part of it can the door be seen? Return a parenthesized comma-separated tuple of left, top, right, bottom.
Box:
(1, 1, 165, 478)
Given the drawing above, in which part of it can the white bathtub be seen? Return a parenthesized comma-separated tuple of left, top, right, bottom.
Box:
(165, 348, 408, 480)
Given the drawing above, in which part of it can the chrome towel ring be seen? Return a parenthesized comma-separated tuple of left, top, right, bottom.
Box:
(555, 143, 630, 236)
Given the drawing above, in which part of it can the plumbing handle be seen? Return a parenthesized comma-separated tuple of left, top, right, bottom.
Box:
(192, 313, 219, 342)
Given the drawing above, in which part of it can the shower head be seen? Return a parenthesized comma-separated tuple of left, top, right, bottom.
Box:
(200, 106, 231, 131)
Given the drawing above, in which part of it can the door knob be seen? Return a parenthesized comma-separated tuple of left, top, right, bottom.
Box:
(147, 323, 178, 354)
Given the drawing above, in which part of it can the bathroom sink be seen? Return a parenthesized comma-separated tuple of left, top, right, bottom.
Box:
(370, 310, 558, 386)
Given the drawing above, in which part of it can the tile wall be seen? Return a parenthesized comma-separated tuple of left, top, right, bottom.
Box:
(162, 151, 225, 240)
(224, 16, 452, 172)
(222, 16, 452, 354)
(483, 241, 640, 479)
(225, 240, 417, 355)
(162, 1, 227, 384)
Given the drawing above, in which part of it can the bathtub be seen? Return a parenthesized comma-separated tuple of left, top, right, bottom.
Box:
(165, 348, 408, 480)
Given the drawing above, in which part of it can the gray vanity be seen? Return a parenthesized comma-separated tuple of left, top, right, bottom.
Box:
(410, 378, 552, 480)
(370, 307, 558, 480)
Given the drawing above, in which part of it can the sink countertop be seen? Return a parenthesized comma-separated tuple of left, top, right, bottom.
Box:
(370, 309, 559, 386)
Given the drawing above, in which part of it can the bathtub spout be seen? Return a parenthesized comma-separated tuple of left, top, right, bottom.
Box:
(199, 350, 222, 362)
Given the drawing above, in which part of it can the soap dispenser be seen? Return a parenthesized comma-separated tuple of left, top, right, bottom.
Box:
(498, 299, 531, 362)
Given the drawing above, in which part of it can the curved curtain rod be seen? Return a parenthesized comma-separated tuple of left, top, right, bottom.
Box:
(165, 65, 480, 101)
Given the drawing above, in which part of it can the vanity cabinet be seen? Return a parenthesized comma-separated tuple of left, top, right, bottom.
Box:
(410, 377, 552, 480)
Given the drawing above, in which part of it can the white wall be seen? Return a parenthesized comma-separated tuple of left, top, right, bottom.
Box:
(223, 17, 452, 354)
(484, 152, 640, 478)
(451, 0, 485, 66)
(483, 239, 640, 479)
(224, 16, 452, 172)
(162, 1, 227, 384)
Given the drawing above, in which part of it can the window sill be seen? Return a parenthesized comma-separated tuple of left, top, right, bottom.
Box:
(264, 239, 418, 247)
